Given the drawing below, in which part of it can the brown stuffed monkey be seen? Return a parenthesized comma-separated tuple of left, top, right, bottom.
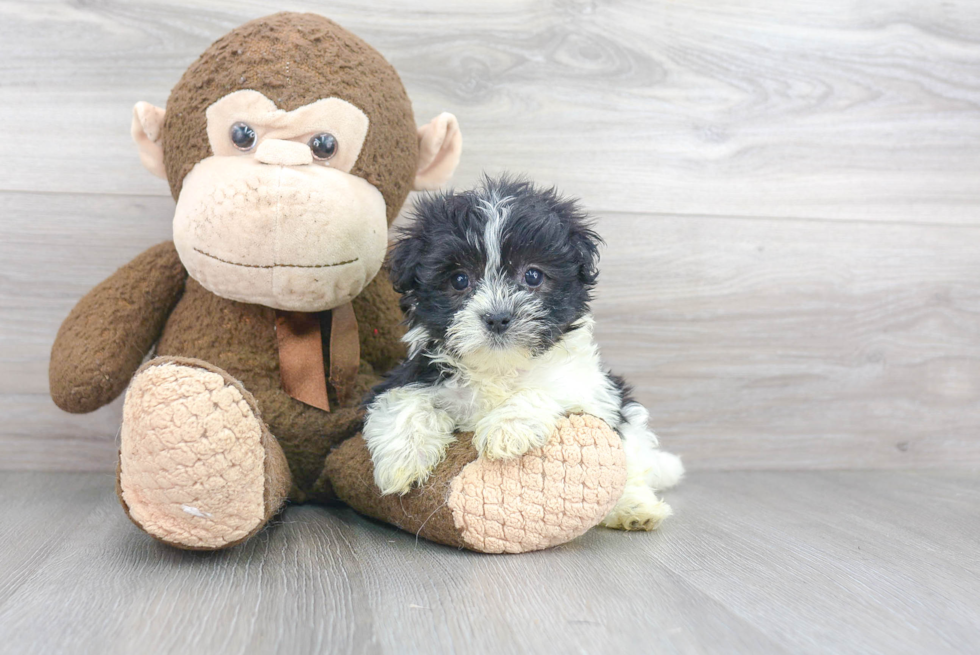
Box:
(49, 12, 628, 554)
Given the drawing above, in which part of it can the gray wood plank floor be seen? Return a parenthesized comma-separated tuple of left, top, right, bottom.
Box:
(0, 471, 977, 655)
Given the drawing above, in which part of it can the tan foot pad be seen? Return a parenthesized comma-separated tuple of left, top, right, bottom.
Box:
(118, 360, 271, 550)
(448, 414, 627, 554)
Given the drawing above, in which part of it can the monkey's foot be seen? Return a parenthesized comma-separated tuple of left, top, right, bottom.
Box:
(327, 414, 628, 553)
(117, 357, 291, 550)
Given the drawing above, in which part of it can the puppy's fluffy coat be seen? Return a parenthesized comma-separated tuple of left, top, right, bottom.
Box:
(363, 176, 683, 530)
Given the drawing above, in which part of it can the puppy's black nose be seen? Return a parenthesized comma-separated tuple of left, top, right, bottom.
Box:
(484, 312, 512, 335)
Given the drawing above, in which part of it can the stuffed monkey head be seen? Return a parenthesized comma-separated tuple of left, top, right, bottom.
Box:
(132, 12, 462, 312)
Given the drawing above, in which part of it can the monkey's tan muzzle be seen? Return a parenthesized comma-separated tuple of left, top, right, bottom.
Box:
(173, 155, 388, 312)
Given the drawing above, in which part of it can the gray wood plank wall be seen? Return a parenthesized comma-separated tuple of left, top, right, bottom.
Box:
(1, 0, 978, 471)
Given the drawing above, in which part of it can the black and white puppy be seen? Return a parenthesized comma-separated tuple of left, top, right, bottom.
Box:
(363, 176, 683, 530)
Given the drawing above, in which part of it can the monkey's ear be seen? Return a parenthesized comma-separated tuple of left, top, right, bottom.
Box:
(414, 112, 462, 191)
(131, 102, 167, 180)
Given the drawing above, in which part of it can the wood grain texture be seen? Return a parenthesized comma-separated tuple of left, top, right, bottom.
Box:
(0, 471, 977, 654)
(594, 212, 980, 469)
(1, 0, 980, 470)
(1, 0, 979, 221)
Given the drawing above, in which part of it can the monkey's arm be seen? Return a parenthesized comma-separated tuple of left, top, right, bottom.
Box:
(351, 272, 407, 374)
(49, 241, 188, 413)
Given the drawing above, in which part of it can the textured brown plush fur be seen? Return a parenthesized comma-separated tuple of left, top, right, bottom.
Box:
(326, 434, 476, 548)
(51, 241, 404, 503)
(162, 12, 418, 224)
(50, 242, 187, 414)
(156, 256, 403, 501)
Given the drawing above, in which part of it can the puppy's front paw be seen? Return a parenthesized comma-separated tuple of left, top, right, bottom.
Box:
(372, 449, 441, 497)
(363, 388, 457, 496)
(474, 417, 552, 460)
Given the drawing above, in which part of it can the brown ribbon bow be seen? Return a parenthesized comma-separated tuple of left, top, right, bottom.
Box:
(275, 302, 360, 412)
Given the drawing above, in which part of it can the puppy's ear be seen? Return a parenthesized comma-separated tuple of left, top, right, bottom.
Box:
(388, 230, 426, 294)
(392, 192, 462, 295)
(556, 196, 603, 287)
(572, 223, 602, 286)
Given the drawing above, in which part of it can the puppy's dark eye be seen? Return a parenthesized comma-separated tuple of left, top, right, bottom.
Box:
(524, 268, 544, 287)
(230, 122, 257, 150)
(450, 272, 469, 291)
(308, 133, 338, 160)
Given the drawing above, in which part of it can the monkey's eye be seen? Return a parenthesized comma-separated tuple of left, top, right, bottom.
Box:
(308, 133, 338, 160)
(524, 268, 544, 287)
(450, 272, 469, 291)
(230, 122, 257, 150)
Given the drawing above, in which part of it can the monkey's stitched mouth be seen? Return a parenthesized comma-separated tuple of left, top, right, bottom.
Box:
(193, 247, 359, 269)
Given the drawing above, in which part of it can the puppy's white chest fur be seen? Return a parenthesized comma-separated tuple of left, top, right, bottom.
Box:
(432, 316, 622, 432)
